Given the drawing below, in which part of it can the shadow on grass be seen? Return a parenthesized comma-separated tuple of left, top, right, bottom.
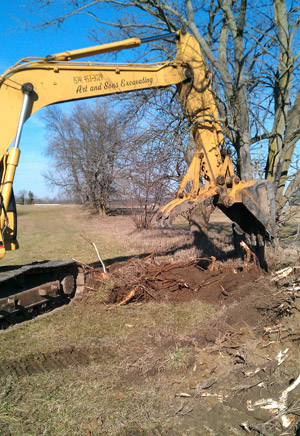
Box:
(188, 219, 234, 261)
(91, 224, 236, 270)
(0, 223, 236, 272)
(208, 222, 232, 236)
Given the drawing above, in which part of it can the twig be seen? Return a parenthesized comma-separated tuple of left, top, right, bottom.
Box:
(143, 251, 157, 262)
(80, 235, 108, 274)
(152, 258, 204, 279)
(141, 285, 158, 300)
(231, 380, 264, 399)
(85, 286, 98, 292)
(271, 267, 293, 281)
(72, 258, 94, 270)
(247, 375, 300, 430)
(209, 256, 216, 271)
(199, 273, 229, 288)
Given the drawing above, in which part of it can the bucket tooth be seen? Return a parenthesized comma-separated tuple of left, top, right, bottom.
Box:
(250, 234, 257, 246)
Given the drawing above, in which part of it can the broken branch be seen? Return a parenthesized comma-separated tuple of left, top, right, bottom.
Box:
(72, 258, 94, 270)
(81, 235, 108, 275)
(108, 286, 138, 310)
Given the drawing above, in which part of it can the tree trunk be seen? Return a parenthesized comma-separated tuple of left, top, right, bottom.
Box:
(188, 203, 215, 247)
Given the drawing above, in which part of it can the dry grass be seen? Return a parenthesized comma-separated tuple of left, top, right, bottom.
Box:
(0, 297, 216, 435)
(2, 205, 139, 266)
(2, 206, 236, 268)
(0, 205, 220, 436)
(4, 204, 295, 267)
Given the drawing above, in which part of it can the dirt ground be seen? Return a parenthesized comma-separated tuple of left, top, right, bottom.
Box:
(87, 254, 300, 435)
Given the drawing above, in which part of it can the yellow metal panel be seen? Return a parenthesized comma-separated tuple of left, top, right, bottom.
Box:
(0, 62, 185, 155)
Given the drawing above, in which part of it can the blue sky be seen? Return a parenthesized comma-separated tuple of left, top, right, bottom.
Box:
(0, 1, 112, 198)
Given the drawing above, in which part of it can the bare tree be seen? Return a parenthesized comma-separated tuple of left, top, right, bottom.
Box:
(121, 139, 171, 229)
(43, 101, 125, 214)
(44, 94, 186, 219)
(115, 90, 191, 229)
(30, 0, 300, 228)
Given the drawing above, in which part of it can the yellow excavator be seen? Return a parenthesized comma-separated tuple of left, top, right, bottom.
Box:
(0, 29, 275, 321)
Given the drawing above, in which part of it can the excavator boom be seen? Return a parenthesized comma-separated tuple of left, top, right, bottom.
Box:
(0, 29, 275, 270)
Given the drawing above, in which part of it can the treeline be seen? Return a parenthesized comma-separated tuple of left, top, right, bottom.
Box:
(16, 191, 35, 205)
(15, 191, 78, 205)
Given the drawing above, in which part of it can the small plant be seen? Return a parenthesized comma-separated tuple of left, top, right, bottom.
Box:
(131, 204, 156, 230)
(169, 346, 190, 369)
(89, 280, 115, 304)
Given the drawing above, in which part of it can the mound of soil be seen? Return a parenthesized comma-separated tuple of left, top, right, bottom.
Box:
(94, 256, 292, 335)
(105, 257, 256, 303)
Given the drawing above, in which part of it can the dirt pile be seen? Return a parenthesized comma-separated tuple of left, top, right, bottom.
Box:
(106, 256, 251, 305)
(97, 256, 293, 334)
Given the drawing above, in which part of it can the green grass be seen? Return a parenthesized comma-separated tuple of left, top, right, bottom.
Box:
(0, 295, 216, 435)
(0, 296, 215, 359)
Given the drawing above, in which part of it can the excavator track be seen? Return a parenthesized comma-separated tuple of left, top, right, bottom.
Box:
(0, 260, 85, 328)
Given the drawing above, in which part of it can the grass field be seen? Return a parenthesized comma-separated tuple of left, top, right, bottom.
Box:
(0, 205, 219, 436)
(2, 205, 141, 266)
(2, 204, 298, 267)
(1, 205, 236, 271)
(0, 205, 299, 435)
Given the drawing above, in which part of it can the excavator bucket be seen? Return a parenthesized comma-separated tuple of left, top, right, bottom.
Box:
(217, 180, 276, 270)
(217, 180, 276, 241)
(156, 179, 276, 270)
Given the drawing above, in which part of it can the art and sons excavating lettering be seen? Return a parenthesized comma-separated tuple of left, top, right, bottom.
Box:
(76, 76, 154, 93)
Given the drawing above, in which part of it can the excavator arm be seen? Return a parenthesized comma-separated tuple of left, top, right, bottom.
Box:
(0, 29, 275, 267)
(156, 31, 276, 269)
